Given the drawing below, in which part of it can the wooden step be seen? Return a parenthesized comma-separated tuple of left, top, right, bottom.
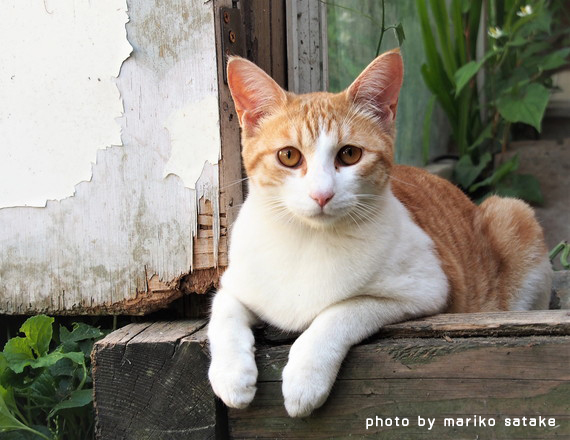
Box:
(93, 310, 570, 439)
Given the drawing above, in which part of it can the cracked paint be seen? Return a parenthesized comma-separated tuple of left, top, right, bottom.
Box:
(164, 96, 221, 190)
(0, 0, 132, 207)
(0, 0, 224, 315)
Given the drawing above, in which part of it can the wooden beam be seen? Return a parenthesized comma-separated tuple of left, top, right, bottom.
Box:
(230, 335, 570, 438)
(92, 320, 218, 439)
(285, 0, 328, 93)
(93, 311, 570, 439)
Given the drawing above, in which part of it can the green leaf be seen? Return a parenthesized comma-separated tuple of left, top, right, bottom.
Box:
(470, 155, 520, 192)
(505, 35, 528, 47)
(451, 0, 466, 65)
(395, 23, 406, 46)
(467, 0, 482, 57)
(3, 426, 52, 439)
(0, 353, 7, 378)
(0, 388, 29, 432)
(497, 83, 550, 131)
(0, 385, 18, 415)
(429, 0, 457, 80)
(31, 352, 84, 370)
(522, 41, 552, 58)
(467, 123, 493, 152)
(422, 95, 437, 165)
(60, 323, 103, 346)
(3, 339, 34, 374)
(454, 50, 498, 97)
(540, 48, 570, 71)
(5, 348, 84, 375)
(494, 174, 544, 204)
(48, 358, 76, 379)
(48, 389, 93, 417)
(26, 370, 57, 404)
(454, 152, 492, 189)
(20, 316, 53, 358)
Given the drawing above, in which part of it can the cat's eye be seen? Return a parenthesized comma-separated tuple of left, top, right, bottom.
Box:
(337, 145, 362, 166)
(277, 147, 302, 168)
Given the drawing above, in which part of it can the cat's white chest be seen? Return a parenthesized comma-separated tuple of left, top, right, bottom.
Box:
(219, 189, 448, 332)
(222, 212, 366, 330)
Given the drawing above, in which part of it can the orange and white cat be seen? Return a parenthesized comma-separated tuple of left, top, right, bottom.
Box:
(207, 49, 551, 417)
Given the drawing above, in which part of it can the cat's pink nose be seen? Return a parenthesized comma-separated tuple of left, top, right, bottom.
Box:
(310, 191, 334, 208)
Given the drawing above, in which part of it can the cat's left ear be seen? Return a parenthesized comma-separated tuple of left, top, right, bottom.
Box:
(346, 49, 403, 124)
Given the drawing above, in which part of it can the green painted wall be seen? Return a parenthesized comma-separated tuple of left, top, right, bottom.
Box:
(327, 0, 450, 166)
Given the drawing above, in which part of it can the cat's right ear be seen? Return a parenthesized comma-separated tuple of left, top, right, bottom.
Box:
(346, 49, 404, 125)
(227, 57, 286, 135)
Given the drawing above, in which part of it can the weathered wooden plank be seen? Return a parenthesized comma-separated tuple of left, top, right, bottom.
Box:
(286, 0, 328, 93)
(92, 320, 215, 440)
(262, 310, 570, 343)
(250, 0, 271, 75)
(99, 322, 154, 345)
(229, 335, 570, 439)
(93, 312, 570, 439)
(270, 1, 288, 88)
(378, 309, 570, 338)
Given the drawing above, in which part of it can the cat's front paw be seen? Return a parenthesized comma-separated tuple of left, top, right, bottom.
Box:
(208, 353, 258, 409)
(281, 354, 335, 417)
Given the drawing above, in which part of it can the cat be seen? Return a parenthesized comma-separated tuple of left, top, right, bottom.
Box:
(207, 49, 552, 418)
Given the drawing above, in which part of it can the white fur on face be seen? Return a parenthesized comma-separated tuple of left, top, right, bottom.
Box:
(278, 129, 364, 227)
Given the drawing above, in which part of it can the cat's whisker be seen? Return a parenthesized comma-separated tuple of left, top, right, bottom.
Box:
(390, 175, 420, 189)
(352, 206, 378, 224)
(220, 176, 250, 190)
(354, 194, 388, 201)
(346, 211, 363, 232)
(353, 206, 380, 221)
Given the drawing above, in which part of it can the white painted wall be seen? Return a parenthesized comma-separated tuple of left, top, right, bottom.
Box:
(0, 0, 223, 314)
(0, 1, 131, 207)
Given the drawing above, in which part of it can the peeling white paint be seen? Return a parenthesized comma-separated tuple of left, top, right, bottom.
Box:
(195, 161, 220, 266)
(0, 0, 224, 314)
(0, 0, 132, 207)
(164, 96, 222, 189)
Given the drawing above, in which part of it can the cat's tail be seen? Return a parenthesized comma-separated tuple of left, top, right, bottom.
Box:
(478, 196, 552, 310)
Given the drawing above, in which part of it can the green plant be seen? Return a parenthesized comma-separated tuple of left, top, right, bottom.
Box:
(324, 0, 405, 56)
(550, 241, 570, 269)
(326, 0, 405, 92)
(418, 0, 569, 203)
(0, 315, 104, 439)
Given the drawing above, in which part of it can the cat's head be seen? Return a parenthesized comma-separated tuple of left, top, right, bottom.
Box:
(227, 50, 403, 228)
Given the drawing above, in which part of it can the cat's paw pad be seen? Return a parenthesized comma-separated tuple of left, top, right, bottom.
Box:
(282, 361, 332, 417)
(208, 355, 258, 409)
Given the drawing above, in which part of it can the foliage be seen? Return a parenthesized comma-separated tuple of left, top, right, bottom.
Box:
(417, 0, 569, 202)
(0, 315, 104, 440)
(326, 0, 405, 92)
(550, 241, 570, 270)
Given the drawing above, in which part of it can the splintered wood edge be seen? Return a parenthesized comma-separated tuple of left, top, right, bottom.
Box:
(262, 310, 570, 343)
(94, 319, 208, 347)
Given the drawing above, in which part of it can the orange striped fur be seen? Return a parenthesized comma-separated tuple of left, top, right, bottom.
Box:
(226, 50, 551, 313)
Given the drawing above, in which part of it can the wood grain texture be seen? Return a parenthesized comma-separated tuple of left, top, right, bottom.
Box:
(286, 0, 328, 93)
(229, 335, 570, 439)
(92, 320, 216, 440)
(262, 309, 570, 344)
(92, 312, 570, 439)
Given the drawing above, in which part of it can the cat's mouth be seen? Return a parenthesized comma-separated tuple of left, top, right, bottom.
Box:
(295, 207, 349, 227)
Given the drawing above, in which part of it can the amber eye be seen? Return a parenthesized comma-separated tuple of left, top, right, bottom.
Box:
(277, 147, 302, 168)
(337, 145, 362, 166)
